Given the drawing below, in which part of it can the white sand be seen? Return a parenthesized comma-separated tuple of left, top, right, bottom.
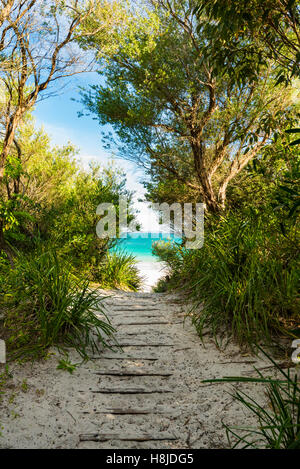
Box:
(136, 259, 167, 291)
(0, 290, 275, 449)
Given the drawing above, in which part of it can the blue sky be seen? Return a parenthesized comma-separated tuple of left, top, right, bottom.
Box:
(33, 72, 160, 231)
(34, 72, 127, 170)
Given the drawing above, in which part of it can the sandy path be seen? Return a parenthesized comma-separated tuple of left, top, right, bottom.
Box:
(136, 260, 167, 292)
(0, 290, 269, 449)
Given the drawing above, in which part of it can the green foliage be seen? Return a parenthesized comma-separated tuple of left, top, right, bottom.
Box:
(152, 276, 169, 293)
(153, 211, 299, 348)
(273, 167, 300, 228)
(0, 249, 117, 360)
(0, 117, 140, 291)
(152, 239, 183, 273)
(80, 0, 298, 212)
(285, 127, 300, 147)
(151, 128, 299, 348)
(0, 0, 298, 370)
(0, 116, 142, 364)
(96, 250, 143, 291)
(194, 0, 300, 83)
(204, 349, 300, 448)
(57, 358, 78, 374)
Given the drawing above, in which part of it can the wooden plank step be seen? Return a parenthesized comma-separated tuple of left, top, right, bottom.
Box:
(91, 387, 173, 394)
(115, 331, 172, 337)
(91, 355, 159, 360)
(109, 305, 160, 308)
(109, 314, 164, 319)
(109, 304, 160, 307)
(93, 370, 172, 377)
(112, 308, 161, 312)
(107, 342, 174, 347)
(111, 312, 162, 315)
(113, 321, 173, 326)
(82, 407, 178, 415)
(110, 318, 165, 322)
(79, 432, 177, 442)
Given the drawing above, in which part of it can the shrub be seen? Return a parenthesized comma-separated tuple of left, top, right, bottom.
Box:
(96, 250, 143, 291)
(154, 211, 299, 347)
(204, 349, 300, 449)
(0, 249, 116, 360)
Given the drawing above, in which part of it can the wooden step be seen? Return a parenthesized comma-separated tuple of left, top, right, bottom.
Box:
(79, 432, 177, 442)
(91, 354, 159, 360)
(113, 321, 174, 326)
(91, 386, 173, 394)
(107, 342, 174, 347)
(109, 314, 165, 319)
(93, 370, 173, 377)
(82, 407, 179, 416)
(111, 308, 161, 312)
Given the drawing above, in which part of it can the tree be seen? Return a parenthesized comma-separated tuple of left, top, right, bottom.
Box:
(0, 113, 135, 271)
(0, 115, 79, 259)
(0, 0, 123, 254)
(193, 0, 300, 84)
(80, 0, 296, 213)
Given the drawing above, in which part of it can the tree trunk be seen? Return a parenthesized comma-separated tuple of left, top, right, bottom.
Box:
(0, 111, 23, 182)
(191, 138, 220, 213)
(217, 184, 227, 210)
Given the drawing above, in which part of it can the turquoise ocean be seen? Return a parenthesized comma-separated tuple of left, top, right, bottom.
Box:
(112, 232, 182, 261)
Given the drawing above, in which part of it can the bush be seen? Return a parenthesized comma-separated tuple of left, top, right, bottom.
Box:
(0, 249, 116, 360)
(204, 349, 300, 448)
(95, 250, 143, 291)
(154, 211, 299, 348)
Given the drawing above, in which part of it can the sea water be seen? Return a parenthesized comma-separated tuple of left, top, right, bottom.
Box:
(111, 232, 182, 261)
(111, 232, 182, 290)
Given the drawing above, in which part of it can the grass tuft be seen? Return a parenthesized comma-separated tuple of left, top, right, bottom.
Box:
(153, 212, 299, 348)
(96, 250, 143, 291)
(0, 249, 116, 360)
(203, 348, 300, 448)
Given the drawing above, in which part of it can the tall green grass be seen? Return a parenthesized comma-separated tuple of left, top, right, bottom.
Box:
(0, 249, 116, 360)
(96, 250, 143, 291)
(153, 212, 299, 347)
(204, 349, 300, 448)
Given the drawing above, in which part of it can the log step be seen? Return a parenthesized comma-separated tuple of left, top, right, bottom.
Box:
(91, 387, 173, 394)
(115, 332, 172, 337)
(82, 407, 178, 415)
(94, 370, 173, 377)
(107, 342, 174, 347)
(113, 322, 173, 326)
(111, 308, 161, 312)
(110, 315, 164, 319)
(79, 432, 177, 442)
(91, 354, 159, 360)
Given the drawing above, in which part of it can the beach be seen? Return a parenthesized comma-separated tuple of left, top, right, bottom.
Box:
(112, 232, 177, 291)
(137, 259, 167, 291)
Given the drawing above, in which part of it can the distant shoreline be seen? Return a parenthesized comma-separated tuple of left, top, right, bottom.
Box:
(112, 232, 181, 265)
